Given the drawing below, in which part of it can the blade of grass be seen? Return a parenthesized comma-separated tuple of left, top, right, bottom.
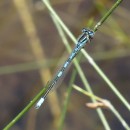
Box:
(73, 84, 102, 101)
(108, 103, 130, 130)
(58, 69, 77, 130)
(73, 84, 130, 130)
(0, 60, 47, 75)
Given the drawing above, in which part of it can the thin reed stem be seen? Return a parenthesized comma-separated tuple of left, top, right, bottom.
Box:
(94, 0, 123, 32)
(58, 69, 77, 130)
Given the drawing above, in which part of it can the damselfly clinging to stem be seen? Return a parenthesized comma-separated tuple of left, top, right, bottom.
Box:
(35, 28, 94, 109)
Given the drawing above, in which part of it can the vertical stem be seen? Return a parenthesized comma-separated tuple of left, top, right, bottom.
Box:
(58, 69, 77, 130)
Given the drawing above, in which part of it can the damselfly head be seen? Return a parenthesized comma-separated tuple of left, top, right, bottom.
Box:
(82, 28, 94, 39)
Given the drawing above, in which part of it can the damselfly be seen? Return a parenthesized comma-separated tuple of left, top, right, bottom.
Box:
(35, 28, 94, 109)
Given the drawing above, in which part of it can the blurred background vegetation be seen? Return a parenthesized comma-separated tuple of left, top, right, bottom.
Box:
(0, 0, 130, 130)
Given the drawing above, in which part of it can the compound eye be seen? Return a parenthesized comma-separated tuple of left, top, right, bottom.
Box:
(88, 31, 94, 38)
(82, 28, 88, 33)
